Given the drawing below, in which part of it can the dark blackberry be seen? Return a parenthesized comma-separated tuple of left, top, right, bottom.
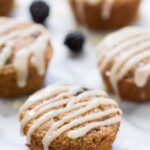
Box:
(30, 1, 50, 24)
(64, 31, 85, 53)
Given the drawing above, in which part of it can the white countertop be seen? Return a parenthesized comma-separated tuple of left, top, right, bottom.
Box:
(0, 0, 150, 149)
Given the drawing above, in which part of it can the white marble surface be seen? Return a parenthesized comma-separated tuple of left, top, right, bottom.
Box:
(0, 0, 150, 149)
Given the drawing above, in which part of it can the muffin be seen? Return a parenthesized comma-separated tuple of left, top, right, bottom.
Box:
(0, 0, 14, 16)
(0, 17, 52, 97)
(19, 83, 121, 150)
(69, 0, 141, 30)
(97, 27, 150, 102)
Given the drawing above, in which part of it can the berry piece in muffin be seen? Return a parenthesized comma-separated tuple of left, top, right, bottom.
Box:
(64, 31, 85, 53)
(30, 1, 50, 24)
(69, 0, 141, 30)
(19, 83, 121, 150)
(97, 27, 150, 102)
(0, 17, 52, 97)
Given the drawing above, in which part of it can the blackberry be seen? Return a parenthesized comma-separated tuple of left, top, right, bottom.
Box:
(30, 1, 50, 24)
(64, 31, 85, 53)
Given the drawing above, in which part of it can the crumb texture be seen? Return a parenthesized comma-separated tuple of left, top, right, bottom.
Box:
(19, 83, 121, 150)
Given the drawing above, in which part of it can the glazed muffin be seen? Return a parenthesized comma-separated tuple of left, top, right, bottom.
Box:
(0, 17, 52, 97)
(97, 27, 150, 102)
(0, 0, 14, 16)
(69, 0, 141, 30)
(19, 83, 121, 150)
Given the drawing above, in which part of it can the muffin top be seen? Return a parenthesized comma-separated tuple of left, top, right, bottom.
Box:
(97, 27, 150, 92)
(0, 17, 52, 87)
(19, 83, 121, 150)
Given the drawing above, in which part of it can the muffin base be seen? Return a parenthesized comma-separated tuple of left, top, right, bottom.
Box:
(102, 71, 150, 102)
(27, 123, 119, 150)
(21, 102, 120, 150)
(70, 0, 141, 30)
(0, 47, 52, 98)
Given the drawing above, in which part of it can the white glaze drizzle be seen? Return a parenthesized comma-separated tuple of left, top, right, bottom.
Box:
(75, 0, 86, 24)
(0, 19, 26, 35)
(67, 116, 121, 139)
(75, 0, 115, 21)
(13, 33, 49, 87)
(27, 101, 88, 143)
(19, 84, 75, 115)
(21, 99, 70, 132)
(0, 47, 11, 69)
(0, 25, 41, 45)
(100, 34, 150, 71)
(134, 63, 150, 87)
(101, 0, 114, 19)
(21, 86, 106, 132)
(97, 27, 150, 95)
(97, 27, 150, 65)
(19, 84, 121, 150)
(0, 18, 51, 87)
(42, 99, 120, 150)
(0, 18, 9, 24)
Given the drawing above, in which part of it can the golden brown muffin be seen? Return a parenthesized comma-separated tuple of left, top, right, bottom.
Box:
(0, 17, 52, 97)
(69, 0, 141, 30)
(97, 27, 150, 102)
(0, 0, 14, 16)
(19, 83, 121, 150)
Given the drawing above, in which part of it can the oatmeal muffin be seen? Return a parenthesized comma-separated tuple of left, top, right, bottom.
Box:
(0, 0, 14, 16)
(97, 27, 150, 102)
(0, 17, 52, 97)
(69, 0, 141, 30)
(19, 83, 121, 150)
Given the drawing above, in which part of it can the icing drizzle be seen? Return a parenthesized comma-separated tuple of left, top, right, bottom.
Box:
(97, 27, 150, 94)
(19, 83, 121, 150)
(0, 18, 51, 87)
(75, 0, 115, 22)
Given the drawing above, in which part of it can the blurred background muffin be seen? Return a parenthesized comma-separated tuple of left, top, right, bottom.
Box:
(0, 0, 14, 16)
(0, 17, 53, 97)
(97, 27, 150, 102)
(69, 0, 141, 30)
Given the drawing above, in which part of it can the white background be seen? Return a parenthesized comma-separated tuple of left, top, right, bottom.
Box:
(0, 0, 150, 149)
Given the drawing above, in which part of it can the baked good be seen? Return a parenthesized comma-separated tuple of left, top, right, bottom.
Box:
(97, 27, 150, 102)
(69, 0, 141, 30)
(0, 17, 52, 97)
(0, 0, 14, 16)
(19, 83, 121, 150)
